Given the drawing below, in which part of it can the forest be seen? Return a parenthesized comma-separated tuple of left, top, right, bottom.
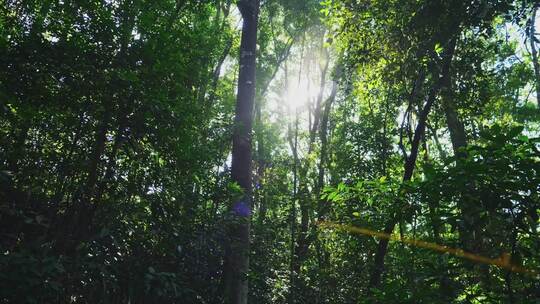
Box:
(1, 0, 540, 303)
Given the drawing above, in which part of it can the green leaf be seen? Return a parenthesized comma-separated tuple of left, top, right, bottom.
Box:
(434, 43, 443, 55)
(508, 125, 524, 138)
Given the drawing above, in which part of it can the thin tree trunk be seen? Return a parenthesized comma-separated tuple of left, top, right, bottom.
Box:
(209, 37, 233, 101)
(206, 1, 233, 105)
(285, 61, 301, 299)
(255, 32, 296, 224)
(260, 36, 296, 97)
(223, 1, 259, 303)
(94, 109, 128, 203)
(441, 75, 467, 157)
(316, 65, 341, 218)
(255, 100, 267, 223)
(67, 2, 137, 248)
(438, 40, 481, 256)
(440, 37, 492, 289)
(423, 134, 455, 300)
(288, 52, 338, 304)
(427, 122, 447, 159)
(54, 108, 111, 254)
(289, 107, 299, 290)
(290, 47, 329, 299)
(288, 38, 307, 302)
(310, 45, 330, 143)
(381, 93, 391, 176)
(7, 125, 29, 177)
(288, 109, 303, 304)
(85, 113, 111, 204)
(529, 5, 540, 108)
(368, 37, 457, 292)
(199, 2, 233, 106)
(312, 67, 340, 302)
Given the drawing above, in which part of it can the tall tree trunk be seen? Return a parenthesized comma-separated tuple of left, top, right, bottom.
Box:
(54, 108, 111, 254)
(440, 36, 493, 290)
(439, 40, 479, 255)
(288, 107, 299, 295)
(65, 2, 137, 250)
(224, 1, 259, 303)
(255, 32, 295, 224)
(285, 61, 301, 300)
(529, 5, 540, 108)
(313, 67, 340, 302)
(310, 45, 330, 144)
(368, 38, 457, 292)
(316, 65, 341, 218)
(289, 48, 329, 302)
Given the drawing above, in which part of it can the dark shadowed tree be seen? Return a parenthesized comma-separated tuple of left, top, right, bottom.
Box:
(224, 0, 260, 303)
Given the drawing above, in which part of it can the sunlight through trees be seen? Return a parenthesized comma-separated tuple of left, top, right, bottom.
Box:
(1, 0, 539, 303)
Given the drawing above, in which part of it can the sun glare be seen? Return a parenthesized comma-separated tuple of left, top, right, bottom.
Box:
(285, 75, 318, 110)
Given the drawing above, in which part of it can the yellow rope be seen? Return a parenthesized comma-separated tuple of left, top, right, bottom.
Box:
(317, 221, 538, 277)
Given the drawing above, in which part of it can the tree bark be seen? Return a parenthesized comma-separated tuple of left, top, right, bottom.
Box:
(224, 1, 259, 303)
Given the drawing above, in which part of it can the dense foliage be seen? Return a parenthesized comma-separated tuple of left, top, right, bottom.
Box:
(1, 0, 539, 303)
